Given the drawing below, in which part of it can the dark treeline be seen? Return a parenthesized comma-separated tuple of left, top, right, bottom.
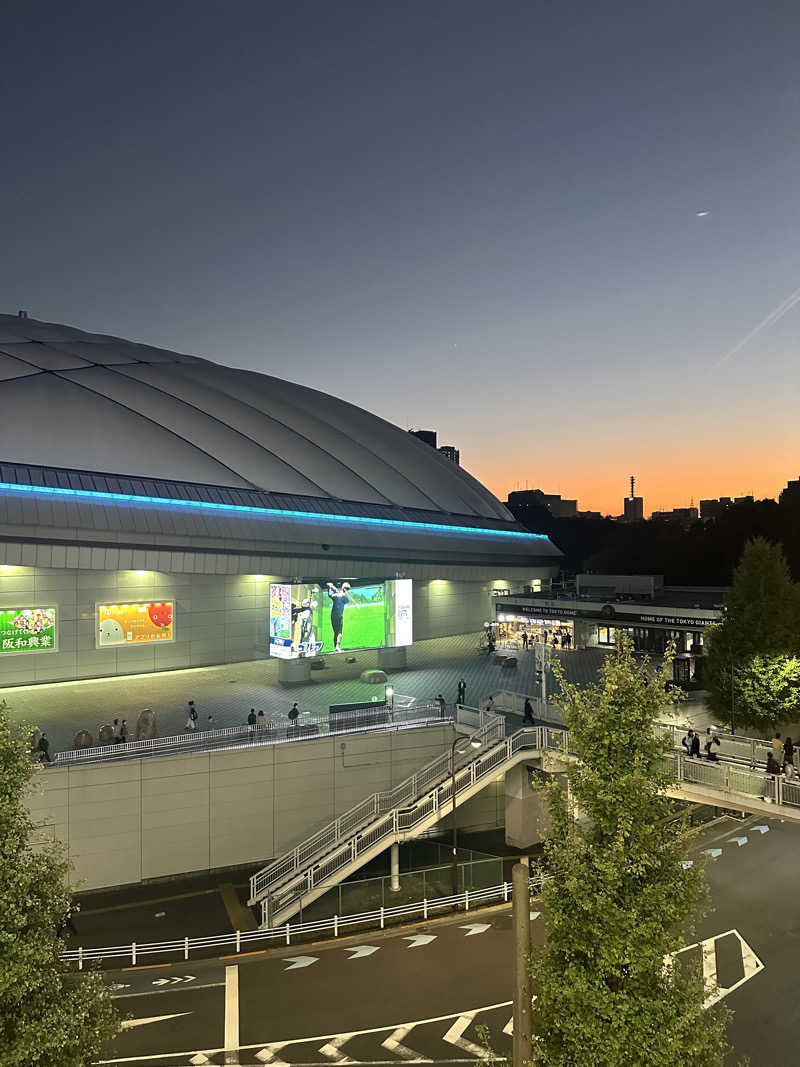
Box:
(510, 498, 800, 585)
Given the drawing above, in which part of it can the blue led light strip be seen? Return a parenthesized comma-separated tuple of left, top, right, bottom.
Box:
(0, 480, 547, 541)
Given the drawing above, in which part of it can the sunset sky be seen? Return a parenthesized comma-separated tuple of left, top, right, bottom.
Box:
(2, 1, 799, 516)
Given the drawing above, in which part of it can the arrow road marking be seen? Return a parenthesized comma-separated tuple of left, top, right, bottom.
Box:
(319, 1034, 357, 1062)
(752, 824, 770, 834)
(121, 1012, 192, 1030)
(283, 955, 319, 970)
(703, 848, 722, 859)
(728, 836, 748, 847)
(345, 945, 380, 960)
(460, 923, 491, 936)
(381, 1025, 431, 1061)
(403, 934, 436, 948)
(670, 928, 764, 1008)
(152, 975, 196, 986)
(443, 1011, 485, 1058)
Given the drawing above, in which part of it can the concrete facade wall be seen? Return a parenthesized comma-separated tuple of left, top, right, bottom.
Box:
(26, 724, 452, 891)
(0, 567, 545, 685)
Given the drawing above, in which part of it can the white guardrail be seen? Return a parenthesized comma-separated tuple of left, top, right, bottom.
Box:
(50, 702, 448, 766)
(63, 879, 539, 969)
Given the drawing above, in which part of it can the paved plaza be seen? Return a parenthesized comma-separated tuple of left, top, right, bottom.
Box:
(1, 634, 713, 756)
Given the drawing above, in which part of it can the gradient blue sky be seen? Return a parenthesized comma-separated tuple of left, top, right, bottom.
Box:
(3, 1, 799, 514)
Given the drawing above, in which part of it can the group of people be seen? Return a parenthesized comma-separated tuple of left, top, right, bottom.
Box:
(766, 732, 797, 779)
(681, 726, 722, 761)
(184, 701, 215, 732)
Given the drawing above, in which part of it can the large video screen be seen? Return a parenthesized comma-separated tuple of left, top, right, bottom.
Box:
(270, 579, 412, 659)
(0, 606, 57, 654)
(97, 601, 175, 646)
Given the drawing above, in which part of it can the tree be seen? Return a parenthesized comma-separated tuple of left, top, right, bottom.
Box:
(528, 636, 730, 1067)
(0, 705, 118, 1065)
(705, 537, 800, 729)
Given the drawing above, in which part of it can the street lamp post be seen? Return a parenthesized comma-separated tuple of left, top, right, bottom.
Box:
(450, 732, 482, 896)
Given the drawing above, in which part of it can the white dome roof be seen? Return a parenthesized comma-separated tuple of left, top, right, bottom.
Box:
(0, 314, 511, 521)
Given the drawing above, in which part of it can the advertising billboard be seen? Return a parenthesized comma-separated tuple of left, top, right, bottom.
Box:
(0, 607, 57, 654)
(269, 579, 412, 658)
(97, 601, 175, 647)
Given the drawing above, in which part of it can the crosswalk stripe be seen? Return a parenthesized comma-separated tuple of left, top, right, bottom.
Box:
(256, 1043, 290, 1064)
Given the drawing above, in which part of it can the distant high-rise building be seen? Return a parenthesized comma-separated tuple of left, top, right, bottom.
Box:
(780, 477, 800, 507)
(507, 489, 577, 520)
(409, 429, 437, 448)
(622, 475, 644, 522)
(699, 497, 732, 521)
(651, 506, 699, 526)
(438, 445, 460, 465)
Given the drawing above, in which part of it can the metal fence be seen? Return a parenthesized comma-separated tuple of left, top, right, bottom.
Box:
(50, 701, 447, 766)
(63, 878, 543, 970)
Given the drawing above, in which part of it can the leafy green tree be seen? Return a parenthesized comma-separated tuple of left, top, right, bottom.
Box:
(705, 537, 800, 729)
(528, 636, 730, 1067)
(0, 705, 118, 1066)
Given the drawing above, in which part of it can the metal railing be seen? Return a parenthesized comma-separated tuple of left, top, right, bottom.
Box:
(248, 707, 506, 905)
(50, 702, 447, 766)
(63, 878, 541, 970)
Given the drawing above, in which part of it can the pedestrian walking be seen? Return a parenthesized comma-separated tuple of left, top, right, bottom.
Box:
(772, 732, 783, 762)
(207, 714, 214, 730)
(457, 678, 466, 705)
(257, 710, 265, 724)
(485, 695, 496, 714)
(681, 729, 701, 759)
(247, 708, 257, 726)
(186, 701, 198, 731)
(762, 752, 782, 800)
(112, 718, 121, 743)
(288, 702, 300, 725)
(523, 698, 535, 725)
(120, 719, 128, 743)
(436, 693, 447, 717)
(37, 732, 52, 763)
(704, 727, 720, 762)
(521, 631, 528, 650)
(784, 736, 795, 772)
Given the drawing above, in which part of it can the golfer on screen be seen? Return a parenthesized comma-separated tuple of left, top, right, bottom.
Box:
(326, 581, 359, 652)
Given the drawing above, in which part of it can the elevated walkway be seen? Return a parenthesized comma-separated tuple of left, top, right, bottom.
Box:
(249, 715, 800, 927)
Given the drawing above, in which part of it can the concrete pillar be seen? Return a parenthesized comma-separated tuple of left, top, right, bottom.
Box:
(378, 645, 407, 670)
(278, 657, 312, 684)
(389, 842, 400, 892)
(504, 763, 554, 849)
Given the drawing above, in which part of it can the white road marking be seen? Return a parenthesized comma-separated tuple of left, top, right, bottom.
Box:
(460, 923, 491, 936)
(346, 945, 380, 959)
(703, 848, 722, 858)
(319, 1033, 358, 1062)
(95, 1001, 514, 1063)
(403, 935, 436, 949)
(681, 860, 693, 869)
(152, 975, 196, 986)
(529, 911, 541, 921)
(705, 931, 765, 1008)
(381, 1025, 430, 1061)
(443, 1011, 485, 1058)
(283, 955, 320, 969)
(255, 1043, 289, 1064)
(225, 965, 239, 1054)
(670, 928, 764, 1008)
(503, 1016, 513, 1036)
(752, 824, 770, 834)
(728, 836, 748, 847)
(189, 1056, 211, 1066)
(120, 1012, 191, 1030)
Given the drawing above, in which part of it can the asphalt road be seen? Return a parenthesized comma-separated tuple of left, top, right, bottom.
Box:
(98, 814, 797, 1067)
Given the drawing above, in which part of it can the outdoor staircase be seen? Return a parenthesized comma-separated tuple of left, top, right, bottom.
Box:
(249, 714, 800, 929)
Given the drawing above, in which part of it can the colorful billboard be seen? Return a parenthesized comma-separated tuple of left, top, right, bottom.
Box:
(0, 607, 57, 654)
(269, 579, 413, 659)
(97, 601, 175, 647)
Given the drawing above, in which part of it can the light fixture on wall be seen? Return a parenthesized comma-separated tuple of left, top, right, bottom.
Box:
(135, 570, 147, 577)
(252, 574, 265, 581)
(0, 565, 12, 573)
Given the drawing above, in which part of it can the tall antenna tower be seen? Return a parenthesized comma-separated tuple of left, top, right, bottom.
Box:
(630, 475, 635, 500)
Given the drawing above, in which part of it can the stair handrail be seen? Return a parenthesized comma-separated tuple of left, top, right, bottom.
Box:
(249, 710, 505, 904)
